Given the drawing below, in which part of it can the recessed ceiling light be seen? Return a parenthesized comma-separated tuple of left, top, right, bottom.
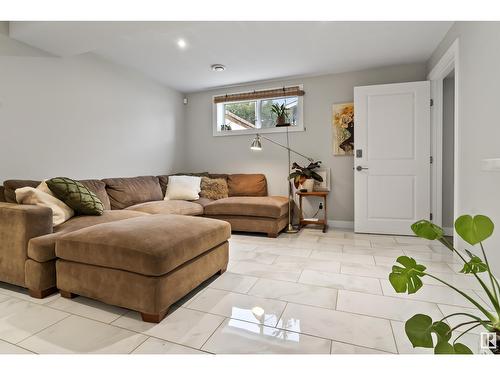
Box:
(177, 39, 187, 49)
(211, 64, 226, 72)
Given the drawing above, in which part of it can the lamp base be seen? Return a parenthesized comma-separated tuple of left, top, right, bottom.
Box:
(285, 224, 299, 234)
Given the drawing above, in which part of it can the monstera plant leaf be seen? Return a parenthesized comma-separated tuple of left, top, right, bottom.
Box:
(389, 256, 426, 294)
(411, 220, 444, 240)
(434, 342, 473, 354)
(460, 250, 488, 274)
(455, 215, 494, 245)
(405, 314, 462, 351)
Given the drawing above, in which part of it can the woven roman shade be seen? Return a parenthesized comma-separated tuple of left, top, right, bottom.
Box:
(213, 86, 305, 104)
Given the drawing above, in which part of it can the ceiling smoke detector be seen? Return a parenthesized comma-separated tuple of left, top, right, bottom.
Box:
(211, 64, 226, 72)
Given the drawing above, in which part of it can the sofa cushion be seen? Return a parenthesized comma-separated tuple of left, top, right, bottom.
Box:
(204, 196, 288, 219)
(79, 179, 111, 210)
(46, 177, 104, 216)
(157, 172, 209, 196)
(3, 180, 40, 203)
(126, 200, 203, 216)
(164, 175, 202, 201)
(28, 210, 148, 262)
(227, 174, 268, 197)
(4, 179, 111, 208)
(102, 176, 163, 209)
(194, 197, 214, 208)
(200, 177, 229, 200)
(15, 186, 75, 226)
(208, 173, 229, 181)
(55, 215, 231, 276)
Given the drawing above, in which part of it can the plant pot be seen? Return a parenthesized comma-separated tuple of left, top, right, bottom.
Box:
(276, 115, 287, 126)
(300, 179, 315, 192)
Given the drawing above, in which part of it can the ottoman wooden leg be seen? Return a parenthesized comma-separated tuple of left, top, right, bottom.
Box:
(28, 287, 58, 299)
(60, 290, 78, 299)
(218, 267, 227, 275)
(267, 232, 278, 238)
(140, 308, 170, 323)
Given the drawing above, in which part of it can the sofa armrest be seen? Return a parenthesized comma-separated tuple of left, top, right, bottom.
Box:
(0, 202, 53, 287)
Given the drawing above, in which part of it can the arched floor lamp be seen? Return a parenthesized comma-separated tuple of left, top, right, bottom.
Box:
(250, 125, 315, 234)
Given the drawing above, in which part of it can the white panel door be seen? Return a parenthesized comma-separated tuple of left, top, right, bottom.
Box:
(354, 81, 430, 235)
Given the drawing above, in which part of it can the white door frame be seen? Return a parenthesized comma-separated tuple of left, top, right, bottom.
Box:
(427, 38, 459, 237)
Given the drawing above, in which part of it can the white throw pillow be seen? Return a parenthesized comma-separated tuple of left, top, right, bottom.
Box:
(164, 175, 202, 201)
(37, 180, 54, 195)
(15, 185, 74, 226)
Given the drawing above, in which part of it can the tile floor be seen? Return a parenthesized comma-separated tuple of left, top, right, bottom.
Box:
(0, 228, 488, 354)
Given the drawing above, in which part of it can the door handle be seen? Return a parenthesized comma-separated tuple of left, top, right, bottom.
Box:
(355, 166, 369, 171)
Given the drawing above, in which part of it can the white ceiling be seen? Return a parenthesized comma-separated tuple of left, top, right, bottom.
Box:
(9, 21, 452, 93)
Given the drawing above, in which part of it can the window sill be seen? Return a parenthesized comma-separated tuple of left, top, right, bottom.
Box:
(213, 124, 305, 137)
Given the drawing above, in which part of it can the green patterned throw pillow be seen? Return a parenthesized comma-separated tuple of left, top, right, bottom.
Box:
(46, 177, 104, 216)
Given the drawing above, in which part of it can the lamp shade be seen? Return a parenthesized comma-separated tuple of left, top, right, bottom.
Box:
(250, 135, 262, 150)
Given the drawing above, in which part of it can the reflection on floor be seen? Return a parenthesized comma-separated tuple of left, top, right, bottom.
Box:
(0, 228, 486, 354)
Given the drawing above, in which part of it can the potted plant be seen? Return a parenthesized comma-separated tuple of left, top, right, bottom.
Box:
(271, 103, 289, 126)
(389, 214, 500, 354)
(289, 161, 323, 192)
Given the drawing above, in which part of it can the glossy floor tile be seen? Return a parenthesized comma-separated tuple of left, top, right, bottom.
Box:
(278, 303, 397, 353)
(131, 336, 207, 354)
(228, 250, 278, 265)
(186, 288, 287, 327)
(230, 261, 302, 282)
(272, 255, 341, 273)
(380, 279, 478, 307)
(0, 339, 33, 354)
(0, 282, 59, 305)
(112, 307, 224, 349)
(45, 295, 128, 323)
(202, 318, 331, 354)
(299, 269, 382, 294)
(248, 278, 338, 309)
(310, 250, 376, 265)
(208, 272, 259, 293)
(336, 290, 443, 321)
(0, 228, 482, 354)
(254, 244, 313, 258)
(330, 341, 388, 354)
(0, 298, 69, 343)
(18, 315, 148, 354)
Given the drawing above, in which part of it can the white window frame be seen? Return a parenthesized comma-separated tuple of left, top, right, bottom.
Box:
(212, 84, 305, 137)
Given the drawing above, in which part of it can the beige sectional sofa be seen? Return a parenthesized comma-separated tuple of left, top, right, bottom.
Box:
(0, 173, 289, 312)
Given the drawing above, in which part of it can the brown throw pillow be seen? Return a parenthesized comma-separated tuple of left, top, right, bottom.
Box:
(200, 177, 228, 200)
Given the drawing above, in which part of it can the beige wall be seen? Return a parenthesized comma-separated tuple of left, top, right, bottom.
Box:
(0, 32, 186, 181)
(184, 63, 427, 223)
(428, 21, 500, 273)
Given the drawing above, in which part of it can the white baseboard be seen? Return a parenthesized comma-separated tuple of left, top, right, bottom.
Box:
(326, 222, 453, 234)
(328, 220, 354, 229)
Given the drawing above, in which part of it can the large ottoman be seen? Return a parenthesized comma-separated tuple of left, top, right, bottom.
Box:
(55, 215, 230, 322)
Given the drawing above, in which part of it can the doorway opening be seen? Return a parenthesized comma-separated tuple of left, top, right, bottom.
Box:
(442, 69, 455, 237)
(428, 38, 459, 243)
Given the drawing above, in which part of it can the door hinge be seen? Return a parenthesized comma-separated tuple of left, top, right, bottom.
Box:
(430, 98, 434, 107)
(430, 213, 433, 221)
(430, 156, 433, 164)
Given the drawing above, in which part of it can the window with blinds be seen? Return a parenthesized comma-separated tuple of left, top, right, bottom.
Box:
(213, 85, 305, 136)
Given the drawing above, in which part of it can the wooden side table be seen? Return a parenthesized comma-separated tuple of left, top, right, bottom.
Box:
(296, 191, 329, 233)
